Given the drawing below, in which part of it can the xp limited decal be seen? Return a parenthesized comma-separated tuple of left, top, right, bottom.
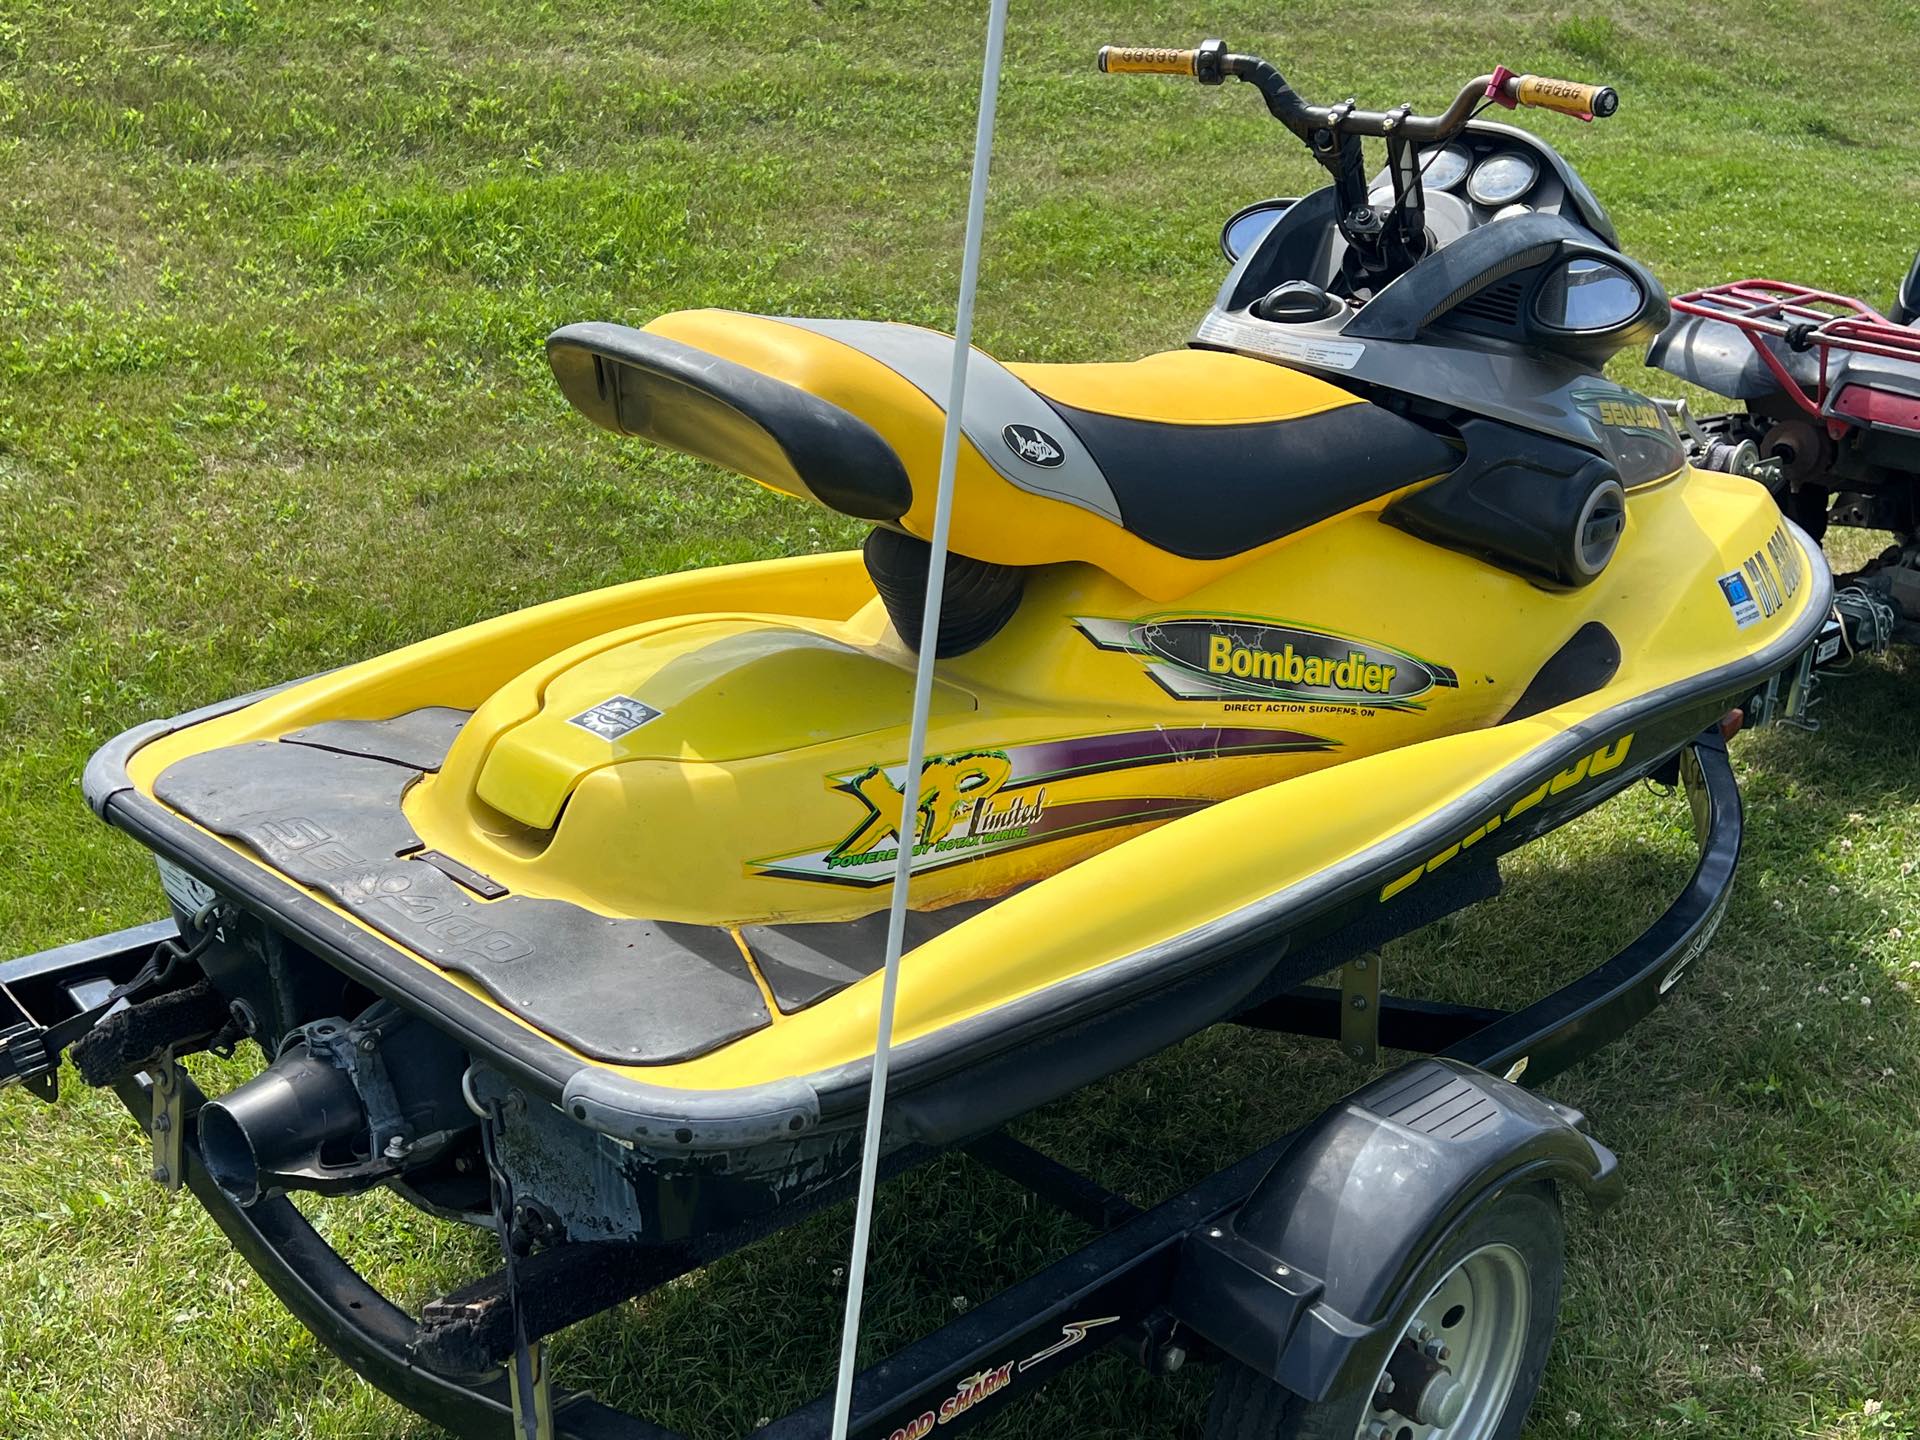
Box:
(1077, 613, 1458, 710)
(752, 727, 1332, 888)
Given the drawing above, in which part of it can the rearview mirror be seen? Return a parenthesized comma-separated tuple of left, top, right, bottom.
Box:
(1534, 257, 1644, 332)
(1221, 199, 1297, 262)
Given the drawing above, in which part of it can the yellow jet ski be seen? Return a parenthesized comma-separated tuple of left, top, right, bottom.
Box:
(66, 50, 1827, 1245)
(0, 39, 1847, 1440)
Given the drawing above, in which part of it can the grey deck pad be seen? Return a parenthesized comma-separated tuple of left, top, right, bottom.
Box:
(154, 741, 769, 1064)
(742, 899, 995, 1013)
(283, 706, 472, 772)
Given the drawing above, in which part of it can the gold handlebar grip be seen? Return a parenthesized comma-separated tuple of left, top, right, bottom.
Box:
(1512, 74, 1619, 119)
(1096, 45, 1198, 76)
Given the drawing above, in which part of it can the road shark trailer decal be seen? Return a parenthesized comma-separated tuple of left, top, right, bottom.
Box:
(751, 726, 1332, 887)
(1017, 1315, 1120, 1372)
(1076, 613, 1459, 709)
(876, 1317, 1125, 1440)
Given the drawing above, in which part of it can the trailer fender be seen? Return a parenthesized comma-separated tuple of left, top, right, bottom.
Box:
(1169, 1057, 1619, 1402)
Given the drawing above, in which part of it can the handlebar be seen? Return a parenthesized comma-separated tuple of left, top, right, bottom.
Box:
(1098, 40, 1618, 286)
(1096, 39, 1618, 142)
(1095, 45, 1198, 77)
(1504, 72, 1619, 120)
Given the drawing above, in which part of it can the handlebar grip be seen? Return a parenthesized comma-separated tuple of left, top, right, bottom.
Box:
(1510, 74, 1619, 119)
(1096, 45, 1198, 77)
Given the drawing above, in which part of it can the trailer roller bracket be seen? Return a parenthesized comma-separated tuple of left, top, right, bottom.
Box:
(1339, 951, 1381, 1064)
(150, 1049, 186, 1192)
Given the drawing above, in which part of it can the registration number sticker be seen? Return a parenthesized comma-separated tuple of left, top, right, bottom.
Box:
(1716, 570, 1762, 628)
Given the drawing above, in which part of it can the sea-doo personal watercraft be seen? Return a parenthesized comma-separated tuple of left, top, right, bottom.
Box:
(71, 41, 1834, 1228)
(2, 37, 1838, 1440)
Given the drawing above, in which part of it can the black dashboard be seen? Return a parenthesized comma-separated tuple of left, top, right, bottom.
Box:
(1212, 118, 1654, 362)
(1364, 121, 1617, 254)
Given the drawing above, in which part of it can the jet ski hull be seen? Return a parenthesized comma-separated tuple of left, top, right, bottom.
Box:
(79, 495, 1830, 1236)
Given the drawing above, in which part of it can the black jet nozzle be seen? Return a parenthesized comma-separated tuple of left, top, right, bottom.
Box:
(197, 1040, 370, 1206)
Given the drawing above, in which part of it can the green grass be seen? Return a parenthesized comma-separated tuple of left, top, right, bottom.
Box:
(2, 0, 1919, 1436)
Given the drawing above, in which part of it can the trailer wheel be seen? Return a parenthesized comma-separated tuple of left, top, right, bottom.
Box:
(1204, 1182, 1565, 1440)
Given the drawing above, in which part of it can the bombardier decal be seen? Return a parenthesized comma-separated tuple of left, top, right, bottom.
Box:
(752, 726, 1331, 888)
(1076, 613, 1458, 709)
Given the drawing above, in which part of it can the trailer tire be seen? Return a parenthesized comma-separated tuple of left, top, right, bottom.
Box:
(1203, 1182, 1565, 1440)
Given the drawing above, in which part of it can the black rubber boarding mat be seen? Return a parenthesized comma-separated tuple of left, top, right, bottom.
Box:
(741, 900, 994, 1013)
(282, 705, 472, 772)
(152, 713, 773, 1065)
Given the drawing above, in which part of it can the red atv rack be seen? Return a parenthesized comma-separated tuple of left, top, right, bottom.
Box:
(1671, 280, 1920, 427)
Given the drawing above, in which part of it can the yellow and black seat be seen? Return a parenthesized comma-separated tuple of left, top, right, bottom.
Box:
(548, 310, 1457, 597)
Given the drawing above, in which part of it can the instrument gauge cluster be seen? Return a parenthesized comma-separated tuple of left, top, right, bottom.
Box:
(1419, 143, 1474, 192)
(1354, 131, 1585, 261)
(1466, 151, 1540, 208)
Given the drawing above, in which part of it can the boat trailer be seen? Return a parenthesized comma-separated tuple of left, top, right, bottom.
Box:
(0, 736, 1740, 1439)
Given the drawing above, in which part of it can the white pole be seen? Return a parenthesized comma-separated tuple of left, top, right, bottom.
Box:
(826, 2, 1011, 1435)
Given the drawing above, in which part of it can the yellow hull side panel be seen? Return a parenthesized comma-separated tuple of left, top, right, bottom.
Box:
(124, 469, 1817, 1091)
